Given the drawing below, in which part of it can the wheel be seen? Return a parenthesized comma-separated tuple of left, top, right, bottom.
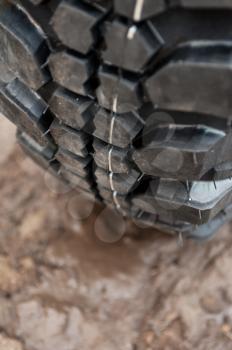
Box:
(1, 0, 232, 240)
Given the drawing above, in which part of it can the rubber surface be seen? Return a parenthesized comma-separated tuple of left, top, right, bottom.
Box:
(1, 0, 232, 239)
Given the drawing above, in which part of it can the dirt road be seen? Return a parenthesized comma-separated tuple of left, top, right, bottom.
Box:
(0, 118, 232, 350)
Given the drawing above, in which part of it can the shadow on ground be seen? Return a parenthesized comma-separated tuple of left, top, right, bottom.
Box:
(0, 119, 232, 350)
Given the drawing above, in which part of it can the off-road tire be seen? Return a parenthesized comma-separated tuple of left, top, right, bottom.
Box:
(1, 0, 232, 240)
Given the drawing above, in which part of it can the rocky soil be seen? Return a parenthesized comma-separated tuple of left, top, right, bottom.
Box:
(0, 118, 232, 350)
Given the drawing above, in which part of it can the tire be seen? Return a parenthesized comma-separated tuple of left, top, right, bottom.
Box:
(1, 0, 232, 240)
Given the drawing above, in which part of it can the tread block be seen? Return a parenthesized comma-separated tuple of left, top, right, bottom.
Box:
(133, 124, 226, 181)
(179, 0, 232, 9)
(114, 0, 166, 21)
(49, 87, 94, 130)
(145, 45, 232, 119)
(96, 66, 142, 113)
(93, 107, 143, 148)
(55, 147, 91, 177)
(49, 51, 95, 96)
(147, 216, 194, 235)
(151, 9, 232, 49)
(133, 178, 232, 225)
(142, 211, 228, 240)
(93, 138, 130, 173)
(51, 0, 102, 54)
(60, 168, 92, 192)
(50, 120, 89, 157)
(0, 2, 50, 89)
(17, 131, 59, 174)
(133, 210, 181, 228)
(95, 167, 140, 194)
(103, 19, 161, 72)
(132, 190, 183, 221)
(185, 207, 232, 240)
(214, 162, 232, 181)
(0, 79, 53, 147)
(0, 60, 15, 84)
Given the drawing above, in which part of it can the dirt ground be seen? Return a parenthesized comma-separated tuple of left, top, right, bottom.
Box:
(1, 118, 232, 350)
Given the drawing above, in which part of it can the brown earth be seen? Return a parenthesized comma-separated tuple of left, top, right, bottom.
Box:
(0, 118, 232, 350)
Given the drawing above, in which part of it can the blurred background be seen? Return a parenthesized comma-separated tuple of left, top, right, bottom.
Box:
(0, 116, 232, 350)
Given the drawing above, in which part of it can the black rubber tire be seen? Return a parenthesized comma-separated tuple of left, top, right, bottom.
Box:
(1, 0, 232, 239)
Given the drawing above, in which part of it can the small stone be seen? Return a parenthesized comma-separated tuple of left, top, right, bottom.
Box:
(20, 257, 36, 283)
(222, 323, 231, 333)
(143, 330, 155, 346)
(19, 210, 46, 240)
(200, 292, 225, 314)
(221, 324, 232, 341)
(0, 334, 23, 350)
(20, 257, 35, 271)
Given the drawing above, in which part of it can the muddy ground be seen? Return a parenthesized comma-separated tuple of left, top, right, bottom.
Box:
(0, 119, 232, 350)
